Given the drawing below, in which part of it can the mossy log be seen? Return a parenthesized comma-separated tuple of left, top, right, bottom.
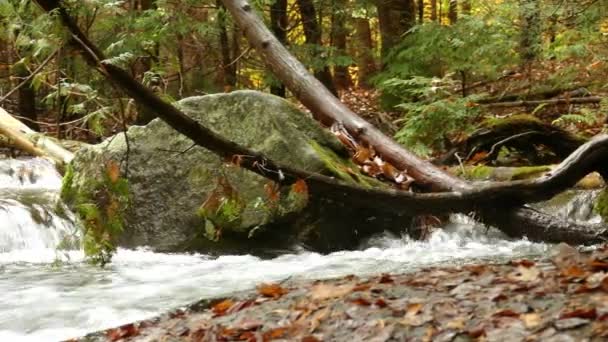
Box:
(449, 165, 604, 189)
(440, 114, 587, 165)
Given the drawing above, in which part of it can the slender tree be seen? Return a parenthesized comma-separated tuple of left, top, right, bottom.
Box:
(462, 0, 471, 15)
(376, 0, 415, 62)
(270, 0, 288, 96)
(295, 0, 337, 94)
(448, 0, 458, 24)
(331, 0, 353, 90)
(353, 16, 377, 87)
(218, 1, 237, 91)
(519, 0, 542, 64)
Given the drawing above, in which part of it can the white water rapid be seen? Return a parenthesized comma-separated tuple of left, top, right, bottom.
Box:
(0, 158, 568, 341)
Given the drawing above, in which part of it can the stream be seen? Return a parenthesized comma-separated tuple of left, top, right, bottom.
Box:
(0, 158, 598, 341)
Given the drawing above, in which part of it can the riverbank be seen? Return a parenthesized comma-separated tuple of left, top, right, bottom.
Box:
(75, 244, 608, 341)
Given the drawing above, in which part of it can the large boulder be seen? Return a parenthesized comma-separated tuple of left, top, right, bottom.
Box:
(63, 91, 395, 256)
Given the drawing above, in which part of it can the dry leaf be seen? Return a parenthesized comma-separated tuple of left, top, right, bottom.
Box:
(311, 283, 354, 301)
(212, 299, 235, 316)
(258, 283, 288, 299)
(521, 313, 541, 328)
(106, 160, 120, 183)
(508, 265, 540, 282)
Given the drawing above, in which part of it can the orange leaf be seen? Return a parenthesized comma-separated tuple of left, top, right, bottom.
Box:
(264, 182, 280, 202)
(212, 299, 235, 316)
(292, 179, 309, 195)
(351, 298, 371, 306)
(561, 308, 597, 320)
(263, 327, 289, 340)
(106, 160, 120, 183)
(493, 309, 519, 317)
(257, 283, 288, 299)
(561, 266, 587, 278)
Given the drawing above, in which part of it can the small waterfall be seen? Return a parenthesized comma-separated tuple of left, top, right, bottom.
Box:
(0, 158, 79, 254)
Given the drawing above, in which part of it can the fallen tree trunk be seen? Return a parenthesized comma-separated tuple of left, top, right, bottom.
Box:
(438, 115, 587, 165)
(476, 85, 589, 104)
(483, 96, 602, 108)
(0, 107, 74, 166)
(35, 0, 608, 245)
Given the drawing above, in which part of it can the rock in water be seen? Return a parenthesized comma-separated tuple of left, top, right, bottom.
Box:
(65, 91, 393, 254)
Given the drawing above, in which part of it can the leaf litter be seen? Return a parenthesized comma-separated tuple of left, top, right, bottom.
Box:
(75, 244, 608, 341)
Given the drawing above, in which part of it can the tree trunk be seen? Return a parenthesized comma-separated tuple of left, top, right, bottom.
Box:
(295, 0, 337, 95)
(218, 2, 237, 91)
(270, 0, 288, 97)
(331, 0, 352, 91)
(133, 0, 158, 125)
(15, 68, 39, 131)
(462, 0, 471, 15)
(417, 0, 424, 23)
(430, 0, 437, 22)
(519, 0, 541, 64)
(376, 0, 415, 61)
(448, 0, 458, 24)
(353, 17, 377, 88)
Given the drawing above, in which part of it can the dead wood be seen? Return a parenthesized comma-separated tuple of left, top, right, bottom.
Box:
(483, 96, 602, 108)
(0, 107, 74, 166)
(439, 115, 587, 165)
(476, 86, 589, 104)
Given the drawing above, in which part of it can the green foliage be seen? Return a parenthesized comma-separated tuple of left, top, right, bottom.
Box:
(377, 16, 518, 84)
(380, 75, 483, 155)
(595, 189, 608, 223)
(61, 161, 130, 266)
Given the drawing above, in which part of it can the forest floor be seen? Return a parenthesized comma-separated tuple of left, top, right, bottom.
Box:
(76, 244, 608, 342)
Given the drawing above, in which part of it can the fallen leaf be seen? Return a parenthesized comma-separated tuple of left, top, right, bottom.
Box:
(258, 283, 288, 299)
(379, 274, 394, 284)
(311, 283, 353, 301)
(106, 323, 139, 341)
(106, 160, 121, 183)
(310, 307, 330, 333)
(212, 299, 235, 316)
(508, 265, 540, 282)
(521, 313, 541, 328)
(493, 309, 520, 317)
(263, 327, 289, 340)
(561, 265, 588, 278)
(351, 297, 372, 306)
(292, 179, 308, 195)
(561, 308, 597, 320)
(554, 318, 590, 330)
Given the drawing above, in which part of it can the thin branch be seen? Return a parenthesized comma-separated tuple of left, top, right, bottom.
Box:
(0, 48, 59, 104)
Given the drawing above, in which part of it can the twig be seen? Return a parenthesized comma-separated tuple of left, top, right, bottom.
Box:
(486, 131, 540, 158)
(0, 48, 59, 104)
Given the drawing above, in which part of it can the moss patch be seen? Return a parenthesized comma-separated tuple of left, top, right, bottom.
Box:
(61, 160, 129, 266)
(594, 188, 608, 222)
(308, 140, 384, 188)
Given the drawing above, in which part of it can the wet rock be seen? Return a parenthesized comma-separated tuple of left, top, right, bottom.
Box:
(66, 91, 392, 254)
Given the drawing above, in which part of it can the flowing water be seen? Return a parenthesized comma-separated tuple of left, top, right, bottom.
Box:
(1, 158, 596, 341)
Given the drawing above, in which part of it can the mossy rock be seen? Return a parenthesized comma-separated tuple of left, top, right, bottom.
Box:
(595, 189, 608, 222)
(67, 91, 386, 255)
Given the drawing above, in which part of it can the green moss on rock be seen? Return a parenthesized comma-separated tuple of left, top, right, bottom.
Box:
(594, 189, 608, 222)
(61, 160, 129, 265)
